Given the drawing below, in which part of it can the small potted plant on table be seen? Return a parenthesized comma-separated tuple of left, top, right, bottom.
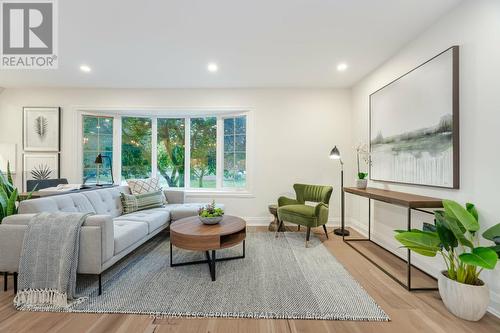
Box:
(198, 200, 224, 225)
(394, 200, 499, 321)
(355, 144, 370, 189)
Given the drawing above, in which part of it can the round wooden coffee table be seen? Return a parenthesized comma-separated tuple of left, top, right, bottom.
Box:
(169, 215, 246, 281)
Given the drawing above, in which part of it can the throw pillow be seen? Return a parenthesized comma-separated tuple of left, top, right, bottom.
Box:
(127, 177, 161, 194)
(127, 177, 167, 204)
(120, 190, 164, 214)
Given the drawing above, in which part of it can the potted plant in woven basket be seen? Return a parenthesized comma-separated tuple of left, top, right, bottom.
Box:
(394, 200, 500, 321)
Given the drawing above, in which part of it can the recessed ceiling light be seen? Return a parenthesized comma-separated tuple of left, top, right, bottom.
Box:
(337, 63, 348, 72)
(207, 62, 218, 73)
(80, 65, 91, 73)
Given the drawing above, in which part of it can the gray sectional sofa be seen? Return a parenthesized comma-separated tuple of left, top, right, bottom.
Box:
(0, 186, 219, 294)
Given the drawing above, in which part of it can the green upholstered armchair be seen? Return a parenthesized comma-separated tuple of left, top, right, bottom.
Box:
(276, 184, 333, 247)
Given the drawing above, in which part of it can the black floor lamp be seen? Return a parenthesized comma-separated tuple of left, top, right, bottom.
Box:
(95, 153, 114, 186)
(329, 146, 350, 236)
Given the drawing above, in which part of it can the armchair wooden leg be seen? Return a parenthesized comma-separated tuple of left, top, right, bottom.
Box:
(305, 227, 311, 247)
(322, 225, 329, 239)
(275, 219, 284, 238)
(13, 272, 18, 294)
(297, 225, 300, 231)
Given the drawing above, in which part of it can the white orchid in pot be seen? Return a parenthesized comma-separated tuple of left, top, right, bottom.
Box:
(355, 143, 370, 189)
(395, 200, 500, 321)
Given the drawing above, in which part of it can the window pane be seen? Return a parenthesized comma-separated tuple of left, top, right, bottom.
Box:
(223, 116, 246, 188)
(157, 118, 185, 188)
(224, 135, 234, 153)
(235, 116, 246, 134)
(224, 118, 234, 135)
(121, 117, 152, 180)
(190, 117, 216, 188)
(82, 116, 113, 184)
(235, 134, 246, 152)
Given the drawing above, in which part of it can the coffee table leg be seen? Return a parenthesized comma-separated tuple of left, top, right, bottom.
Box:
(171, 242, 244, 282)
(210, 250, 216, 281)
(170, 242, 173, 267)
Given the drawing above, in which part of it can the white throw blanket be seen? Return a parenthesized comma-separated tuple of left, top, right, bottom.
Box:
(14, 212, 90, 310)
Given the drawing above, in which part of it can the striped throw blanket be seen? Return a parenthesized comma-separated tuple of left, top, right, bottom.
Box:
(14, 212, 90, 310)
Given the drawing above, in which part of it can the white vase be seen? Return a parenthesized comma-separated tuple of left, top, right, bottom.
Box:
(438, 271, 490, 321)
(356, 179, 367, 189)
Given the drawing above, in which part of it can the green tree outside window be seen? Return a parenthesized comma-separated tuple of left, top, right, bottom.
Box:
(157, 118, 185, 187)
(190, 117, 216, 188)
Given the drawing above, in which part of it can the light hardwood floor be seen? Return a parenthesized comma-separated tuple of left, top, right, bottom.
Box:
(0, 227, 499, 333)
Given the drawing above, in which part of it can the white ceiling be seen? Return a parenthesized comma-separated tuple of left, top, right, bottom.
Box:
(0, 0, 462, 88)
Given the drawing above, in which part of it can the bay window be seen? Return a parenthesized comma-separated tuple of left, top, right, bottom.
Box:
(223, 116, 246, 188)
(157, 118, 185, 188)
(82, 115, 113, 184)
(121, 117, 152, 179)
(81, 111, 249, 191)
(190, 117, 217, 188)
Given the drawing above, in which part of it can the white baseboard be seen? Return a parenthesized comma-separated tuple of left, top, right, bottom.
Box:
(347, 218, 500, 319)
(244, 216, 340, 227)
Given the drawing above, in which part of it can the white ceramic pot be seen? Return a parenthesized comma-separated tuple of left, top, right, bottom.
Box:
(355, 179, 368, 189)
(199, 215, 224, 225)
(438, 271, 490, 321)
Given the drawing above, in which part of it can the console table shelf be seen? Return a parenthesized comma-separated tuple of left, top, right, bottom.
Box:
(342, 187, 443, 291)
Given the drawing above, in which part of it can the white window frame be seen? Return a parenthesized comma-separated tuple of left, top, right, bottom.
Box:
(74, 107, 253, 197)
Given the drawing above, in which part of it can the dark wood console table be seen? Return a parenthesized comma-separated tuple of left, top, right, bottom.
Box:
(342, 187, 443, 291)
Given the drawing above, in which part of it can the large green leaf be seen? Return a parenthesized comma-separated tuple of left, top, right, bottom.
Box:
(435, 210, 473, 248)
(483, 223, 500, 243)
(0, 173, 14, 197)
(6, 162, 13, 186)
(6, 188, 17, 216)
(459, 247, 498, 270)
(395, 231, 441, 257)
(488, 245, 500, 257)
(0, 186, 8, 217)
(435, 211, 458, 251)
(443, 200, 479, 233)
(466, 203, 478, 222)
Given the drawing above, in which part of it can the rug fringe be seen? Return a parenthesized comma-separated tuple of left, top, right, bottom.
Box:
(14, 289, 69, 309)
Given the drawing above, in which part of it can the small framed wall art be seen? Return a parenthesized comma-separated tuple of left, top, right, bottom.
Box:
(22, 152, 60, 191)
(23, 107, 61, 152)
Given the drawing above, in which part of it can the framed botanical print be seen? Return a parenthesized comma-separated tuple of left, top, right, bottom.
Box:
(23, 107, 61, 152)
(23, 153, 60, 191)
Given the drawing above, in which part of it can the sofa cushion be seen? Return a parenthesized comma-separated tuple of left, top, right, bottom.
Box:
(113, 221, 148, 254)
(114, 210, 170, 233)
(18, 193, 96, 214)
(163, 203, 225, 221)
(82, 187, 128, 217)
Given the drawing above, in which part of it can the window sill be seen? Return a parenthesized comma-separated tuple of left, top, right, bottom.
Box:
(184, 189, 254, 198)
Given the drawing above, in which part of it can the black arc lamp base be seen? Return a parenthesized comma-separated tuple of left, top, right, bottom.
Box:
(333, 228, 350, 236)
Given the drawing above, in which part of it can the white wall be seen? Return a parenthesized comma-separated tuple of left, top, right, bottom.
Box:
(350, 0, 500, 316)
(0, 87, 353, 224)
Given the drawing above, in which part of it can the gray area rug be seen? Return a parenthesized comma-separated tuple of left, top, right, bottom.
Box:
(21, 232, 389, 321)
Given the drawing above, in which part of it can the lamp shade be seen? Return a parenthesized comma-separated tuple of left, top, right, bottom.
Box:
(94, 153, 103, 164)
(329, 146, 341, 159)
